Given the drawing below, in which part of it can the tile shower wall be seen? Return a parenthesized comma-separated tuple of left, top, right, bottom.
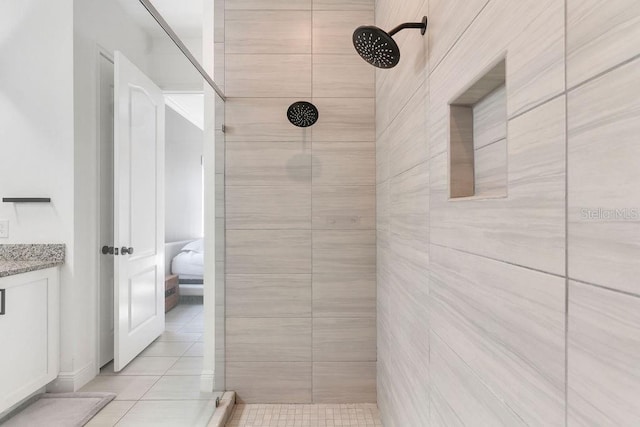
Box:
(377, 0, 640, 426)
(223, 0, 376, 403)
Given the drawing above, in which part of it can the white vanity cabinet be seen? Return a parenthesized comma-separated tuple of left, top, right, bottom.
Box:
(0, 267, 60, 414)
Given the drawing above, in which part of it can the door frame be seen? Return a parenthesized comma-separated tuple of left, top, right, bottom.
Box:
(94, 45, 114, 374)
(93, 46, 214, 383)
(95, 47, 115, 369)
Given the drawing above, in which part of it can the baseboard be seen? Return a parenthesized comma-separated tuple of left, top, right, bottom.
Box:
(46, 362, 96, 393)
(207, 391, 236, 427)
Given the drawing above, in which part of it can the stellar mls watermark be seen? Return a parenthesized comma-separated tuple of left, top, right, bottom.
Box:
(580, 208, 640, 221)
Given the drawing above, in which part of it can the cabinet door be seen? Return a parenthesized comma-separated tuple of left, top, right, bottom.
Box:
(0, 268, 59, 413)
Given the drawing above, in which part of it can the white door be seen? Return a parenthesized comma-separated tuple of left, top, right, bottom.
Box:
(113, 51, 165, 372)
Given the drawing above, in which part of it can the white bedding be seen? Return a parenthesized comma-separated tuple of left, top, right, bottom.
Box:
(169, 239, 205, 296)
(171, 250, 204, 278)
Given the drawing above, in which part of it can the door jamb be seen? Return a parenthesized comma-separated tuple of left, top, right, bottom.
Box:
(94, 45, 114, 376)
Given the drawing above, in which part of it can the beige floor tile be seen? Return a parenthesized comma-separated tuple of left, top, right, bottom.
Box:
(140, 341, 193, 357)
(85, 401, 136, 427)
(80, 375, 160, 400)
(141, 375, 216, 401)
(115, 400, 216, 427)
(165, 357, 204, 376)
(163, 322, 187, 332)
(178, 320, 205, 334)
(184, 342, 205, 357)
(165, 305, 202, 323)
(86, 303, 209, 426)
(157, 331, 202, 342)
(100, 357, 179, 376)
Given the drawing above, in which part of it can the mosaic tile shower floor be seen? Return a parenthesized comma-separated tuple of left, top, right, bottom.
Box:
(226, 403, 382, 427)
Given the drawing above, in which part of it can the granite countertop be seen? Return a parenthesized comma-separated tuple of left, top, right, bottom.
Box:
(0, 244, 65, 278)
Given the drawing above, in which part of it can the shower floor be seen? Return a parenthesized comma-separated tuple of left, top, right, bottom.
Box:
(226, 403, 382, 426)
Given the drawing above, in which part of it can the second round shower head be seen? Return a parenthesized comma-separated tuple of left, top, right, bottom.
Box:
(287, 101, 319, 128)
(353, 16, 428, 69)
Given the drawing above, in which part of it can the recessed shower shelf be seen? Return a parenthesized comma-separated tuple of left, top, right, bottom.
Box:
(449, 58, 507, 200)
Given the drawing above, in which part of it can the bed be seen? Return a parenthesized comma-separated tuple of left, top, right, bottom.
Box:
(165, 239, 204, 297)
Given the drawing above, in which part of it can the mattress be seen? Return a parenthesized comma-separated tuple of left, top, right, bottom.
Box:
(171, 250, 204, 278)
(179, 283, 204, 296)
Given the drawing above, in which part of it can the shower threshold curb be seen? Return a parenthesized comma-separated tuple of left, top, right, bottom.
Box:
(207, 391, 236, 427)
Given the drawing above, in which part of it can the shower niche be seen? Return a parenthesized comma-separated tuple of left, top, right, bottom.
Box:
(449, 59, 507, 199)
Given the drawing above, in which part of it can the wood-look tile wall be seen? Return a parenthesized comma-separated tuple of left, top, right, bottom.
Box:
(223, 0, 376, 404)
(377, 0, 640, 426)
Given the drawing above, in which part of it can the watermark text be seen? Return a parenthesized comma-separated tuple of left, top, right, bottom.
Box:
(580, 208, 640, 221)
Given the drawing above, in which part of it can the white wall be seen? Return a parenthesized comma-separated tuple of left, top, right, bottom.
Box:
(0, 0, 74, 245)
(0, 0, 75, 379)
(147, 35, 203, 92)
(165, 107, 203, 242)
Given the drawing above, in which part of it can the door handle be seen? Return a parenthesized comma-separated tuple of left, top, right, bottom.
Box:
(121, 247, 134, 255)
(101, 246, 114, 255)
(0, 289, 5, 315)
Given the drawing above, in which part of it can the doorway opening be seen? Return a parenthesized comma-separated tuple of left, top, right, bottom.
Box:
(96, 52, 210, 378)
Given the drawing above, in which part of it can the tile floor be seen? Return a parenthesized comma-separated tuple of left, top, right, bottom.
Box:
(81, 303, 223, 426)
(226, 404, 383, 427)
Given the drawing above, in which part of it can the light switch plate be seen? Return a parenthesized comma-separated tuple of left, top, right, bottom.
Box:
(0, 220, 8, 238)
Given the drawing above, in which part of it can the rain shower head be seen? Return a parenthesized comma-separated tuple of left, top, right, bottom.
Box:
(287, 101, 319, 128)
(353, 16, 428, 69)
(353, 26, 400, 69)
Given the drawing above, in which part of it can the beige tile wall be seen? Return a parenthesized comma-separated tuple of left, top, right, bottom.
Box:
(223, 0, 376, 404)
(377, 0, 640, 426)
(219, 0, 640, 416)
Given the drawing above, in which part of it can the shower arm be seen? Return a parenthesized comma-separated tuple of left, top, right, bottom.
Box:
(388, 17, 428, 36)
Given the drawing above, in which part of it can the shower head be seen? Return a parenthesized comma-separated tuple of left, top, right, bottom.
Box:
(287, 101, 319, 128)
(353, 26, 400, 69)
(353, 16, 428, 69)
